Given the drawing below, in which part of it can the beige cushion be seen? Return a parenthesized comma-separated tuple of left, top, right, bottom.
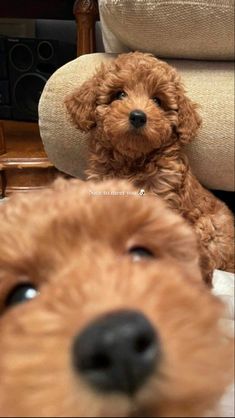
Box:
(39, 53, 234, 191)
(39, 54, 115, 180)
(99, 0, 234, 60)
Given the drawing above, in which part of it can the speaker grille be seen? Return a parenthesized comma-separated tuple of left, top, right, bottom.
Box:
(0, 36, 76, 121)
(14, 73, 47, 118)
(37, 41, 54, 61)
(10, 43, 34, 71)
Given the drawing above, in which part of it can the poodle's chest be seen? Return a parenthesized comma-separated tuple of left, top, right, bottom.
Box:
(124, 163, 185, 193)
(88, 150, 188, 198)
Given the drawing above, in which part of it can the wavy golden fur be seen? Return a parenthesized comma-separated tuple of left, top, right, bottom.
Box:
(0, 179, 233, 417)
(65, 52, 234, 284)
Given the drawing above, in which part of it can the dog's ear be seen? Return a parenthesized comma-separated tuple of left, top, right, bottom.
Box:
(175, 83, 202, 145)
(65, 76, 98, 132)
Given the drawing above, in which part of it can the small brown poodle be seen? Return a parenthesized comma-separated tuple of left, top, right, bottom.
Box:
(65, 52, 234, 284)
(0, 179, 233, 417)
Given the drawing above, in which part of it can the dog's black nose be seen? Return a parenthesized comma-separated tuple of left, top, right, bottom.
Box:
(129, 109, 147, 128)
(72, 310, 158, 395)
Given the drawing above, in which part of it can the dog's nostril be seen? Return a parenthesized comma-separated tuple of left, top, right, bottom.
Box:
(88, 352, 111, 371)
(134, 333, 154, 354)
(129, 109, 147, 128)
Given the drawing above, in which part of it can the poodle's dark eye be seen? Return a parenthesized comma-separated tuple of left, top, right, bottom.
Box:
(152, 97, 162, 107)
(5, 283, 39, 308)
(114, 91, 127, 100)
(128, 246, 154, 262)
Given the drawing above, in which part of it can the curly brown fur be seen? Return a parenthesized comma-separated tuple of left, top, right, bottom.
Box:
(65, 52, 234, 284)
(0, 179, 233, 417)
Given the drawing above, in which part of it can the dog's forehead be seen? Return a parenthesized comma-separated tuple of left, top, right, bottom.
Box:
(112, 55, 170, 81)
(47, 185, 157, 236)
(105, 58, 175, 95)
(0, 180, 196, 278)
(0, 180, 159, 242)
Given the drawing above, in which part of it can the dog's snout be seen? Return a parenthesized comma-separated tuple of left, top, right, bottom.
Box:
(72, 310, 158, 395)
(129, 109, 147, 128)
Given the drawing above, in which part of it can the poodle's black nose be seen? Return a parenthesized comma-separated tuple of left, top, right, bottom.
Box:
(72, 310, 158, 395)
(129, 109, 147, 128)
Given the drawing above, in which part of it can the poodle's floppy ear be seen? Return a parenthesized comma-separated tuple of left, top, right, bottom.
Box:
(65, 76, 98, 132)
(175, 82, 202, 145)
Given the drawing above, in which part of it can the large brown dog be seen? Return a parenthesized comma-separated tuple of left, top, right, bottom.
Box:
(66, 52, 234, 284)
(0, 179, 233, 417)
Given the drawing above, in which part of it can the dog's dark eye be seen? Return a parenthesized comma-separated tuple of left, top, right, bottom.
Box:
(128, 246, 154, 262)
(5, 283, 39, 308)
(114, 91, 127, 100)
(152, 97, 162, 107)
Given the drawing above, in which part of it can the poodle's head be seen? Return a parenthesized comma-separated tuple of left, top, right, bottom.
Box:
(0, 179, 233, 417)
(65, 52, 201, 158)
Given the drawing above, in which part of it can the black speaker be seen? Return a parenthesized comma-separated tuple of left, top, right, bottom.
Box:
(0, 36, 11, 118)
(0, 36, 76, 121)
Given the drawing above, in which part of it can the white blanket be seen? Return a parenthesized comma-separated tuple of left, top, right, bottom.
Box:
(212, 270, 234, 417)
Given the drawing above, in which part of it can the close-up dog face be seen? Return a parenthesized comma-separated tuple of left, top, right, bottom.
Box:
(66, 52, 201, 158)
(0, 179, 233, 417)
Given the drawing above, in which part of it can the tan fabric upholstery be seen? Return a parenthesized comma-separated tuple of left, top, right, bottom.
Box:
(99, 0, 234, 60)
(39, 53, 234, 191)
(39, 54, 115, 180)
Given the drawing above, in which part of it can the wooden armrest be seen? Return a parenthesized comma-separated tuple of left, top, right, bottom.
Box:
(73, 0, 99, 56)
